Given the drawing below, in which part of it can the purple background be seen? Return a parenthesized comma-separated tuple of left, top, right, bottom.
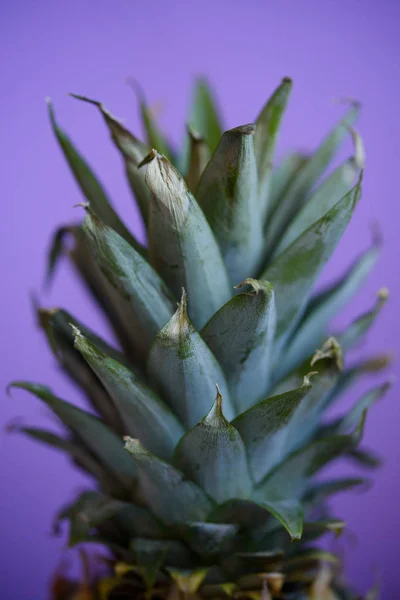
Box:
(1, 0, 399, 597)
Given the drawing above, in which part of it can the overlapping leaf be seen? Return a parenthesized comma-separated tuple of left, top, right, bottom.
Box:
(202, 279, 276, 411)
(142, 151, 231, 328)
(70, 94, 151, 225)
(174, 387, 251, 503)
(73, 328, 185, 461)
(9, 382, 136, 488)
(81, 207, 175, 362)
(253, 77, 293, 222)
(261, 175, 362, 344)
(196, 124, 263, 282)
(147, 291, 234, 428)
(124, 438, 213, 525)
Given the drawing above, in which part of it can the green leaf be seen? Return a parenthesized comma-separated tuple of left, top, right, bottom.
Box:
(279, 243, 379, 377)
(73, 328, 185, 461)
(70, 94, 151, 226)
(324, 381, 392, 435)
(81, 207, 175, 362)
(261, 175, 362, 344)
(256, 412, 366, 500)
(264, 101, 360, 253)
(174, 386, 252, 504)
(45, 226, 143, 360)
(282, 338, 343, 450)
(274, 129, 364, 257)
(188, 77, 224, 153)
(300, 519, 346, 542)
(12, 426, 116, 490)
(124, 437, 213, 525)
(324, 354, 392, 413)
(142, 150, 232, 328)
(196, 124, 263, 283)
(129, 81, 175, 161)
(347, 447, 382, 469)
(47, 99, 144, 254)
(58, 491, 127, 546)
(232, 374, 315, 483)
(268, 152, 308, 220)
(38, 307, 125, 431)
(131, 538, 195, 583)
(147, 290, 234, 428)
(9, 382, 136, 488)
(258, 498, 304, 541)
(210, 498, 302, 541)
(254, 77, 293, 222)
(178, 521, 239, 557)
(185, 127, 211, 192)
(304, 477, 369, 506)
(59, 491, 161, 546)
(337, 288, 389, 350)
(201, 279, 276, 411)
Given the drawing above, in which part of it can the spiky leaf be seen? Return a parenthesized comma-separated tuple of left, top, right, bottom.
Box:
(47, 99, 143, 253)
(233, 374, 315, 483)
(70, 94, 151, 225)
(147, 290, 234, 428)
(9, 382, 136, 488)
(174, 387, 252, 503)
(143, 151, 231, 329)
(196, 124, 263, 282)
(124, 438, 213, 525)
(202, 279, 276, 411)
(254, 77, 293, 222)
(261, 175, 362, 344)
(81, 207, 175, 362)
(73, 329, 185, 461)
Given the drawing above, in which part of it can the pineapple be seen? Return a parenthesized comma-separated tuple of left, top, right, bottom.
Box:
(10, 77, 390, 600)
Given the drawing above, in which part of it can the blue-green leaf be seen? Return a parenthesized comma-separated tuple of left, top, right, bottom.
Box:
(73, 328, 185, 461)
(129, 81, 175, 162)
(142, 151, 231, 329)
(187, 77, 223, 154)
(338, 288, 389, 351)
(59, 492, 163, 546)
(174, 387, 252, 503)
(264, 102, 360, 253)
(196, 124, 263, 282)
(47, 99, 144, 253)
(178, 521, 239, 557)
(261, 175, 362, 344)
(254, 77, 293, 222)
(256, 413, 366, 500)
(9, 382, 136, 488)
(232, 374, 315, 483)
(12, 426, 115, 489)
(274, 129, 364, 257)
(70, 94, 151, 226)
(147, 290, 234, 428)
(81, 207, 175, 362)
(201, 279, 276, 411)
(268, 152, 308, 220)
(185, 127, 211, 192)
(324, 381, 392, 435)
(279, 243, 379, 377)
(124, 437, 213, 525)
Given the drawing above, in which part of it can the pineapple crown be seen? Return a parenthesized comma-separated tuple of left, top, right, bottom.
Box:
(9, 77, 391, 599)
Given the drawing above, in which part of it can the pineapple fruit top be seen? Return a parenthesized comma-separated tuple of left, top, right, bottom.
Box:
(10, 77, 391, 600)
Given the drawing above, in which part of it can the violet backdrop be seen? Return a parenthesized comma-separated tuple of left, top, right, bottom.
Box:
(1, 0, 399, 597)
